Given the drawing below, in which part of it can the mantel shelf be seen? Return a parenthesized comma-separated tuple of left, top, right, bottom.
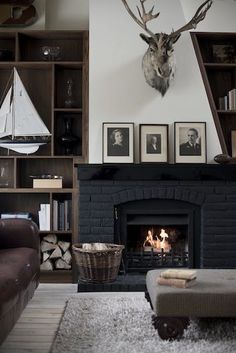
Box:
(76, 163, 236, 181)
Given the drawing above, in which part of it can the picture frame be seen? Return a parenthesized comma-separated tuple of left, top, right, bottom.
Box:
(212, 44, 236, 64)
(102, 122, 134, 163)
(139, 124, 169, 163)
(174, 122, 207, 164)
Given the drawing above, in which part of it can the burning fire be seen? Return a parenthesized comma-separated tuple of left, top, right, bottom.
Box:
(143, 228, 171, 252)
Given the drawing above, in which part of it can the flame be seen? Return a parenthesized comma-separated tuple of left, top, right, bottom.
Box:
(143, 228, 171, 252)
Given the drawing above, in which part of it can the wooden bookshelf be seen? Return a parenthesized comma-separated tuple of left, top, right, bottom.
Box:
(0, 30, 89, 283)
(191, 32, 236, 159)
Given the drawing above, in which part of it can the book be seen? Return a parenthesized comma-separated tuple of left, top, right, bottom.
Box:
(228, 88, 236, 110)
(33, 178, 62, 188)
(58, 201, 65, 230)
(224, 95, 228, 110)
(53, 199, 59, 231)
(157, 276, 196, 289)
(38, 203, 50, 231)
(218, 95, 229, 110)
(160, 269, 197, 280)
(1, 212, 31, 220)
(218, 96, 227, 110)
(64, 199, 72, 231)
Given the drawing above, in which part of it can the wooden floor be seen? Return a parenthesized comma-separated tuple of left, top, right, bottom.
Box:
(0, 283, 78, 353)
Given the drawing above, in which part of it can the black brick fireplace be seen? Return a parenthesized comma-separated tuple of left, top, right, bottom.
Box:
(76, 164, 236, 284)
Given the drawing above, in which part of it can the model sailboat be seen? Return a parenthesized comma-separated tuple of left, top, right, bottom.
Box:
(0, 67, 51, 154)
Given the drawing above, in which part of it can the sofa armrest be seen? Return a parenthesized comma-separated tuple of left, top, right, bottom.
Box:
(0, 218, 39, 251)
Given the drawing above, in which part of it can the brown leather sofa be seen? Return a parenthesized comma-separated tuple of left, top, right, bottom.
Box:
(0, 218, 40, 345)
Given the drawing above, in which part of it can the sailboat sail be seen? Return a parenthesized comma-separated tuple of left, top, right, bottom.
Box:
(0, 87, 12, 138)
(0, 68, 51, 154)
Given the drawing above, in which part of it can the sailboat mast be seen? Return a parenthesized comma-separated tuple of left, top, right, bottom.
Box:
(12, 68, 16, 140)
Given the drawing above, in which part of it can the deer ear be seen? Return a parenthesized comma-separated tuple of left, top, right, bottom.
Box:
(140, 33, 151, 44)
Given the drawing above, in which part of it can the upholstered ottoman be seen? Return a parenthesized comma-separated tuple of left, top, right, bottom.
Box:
(146, 269, 236, 340)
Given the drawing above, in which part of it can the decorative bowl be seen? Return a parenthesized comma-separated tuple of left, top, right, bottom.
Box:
(214, 153, 232, 164)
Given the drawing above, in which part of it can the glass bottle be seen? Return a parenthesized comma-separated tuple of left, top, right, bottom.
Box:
(64, 78, 75, 108)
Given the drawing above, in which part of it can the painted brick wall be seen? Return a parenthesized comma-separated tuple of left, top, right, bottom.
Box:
(78, 179, 236, 268)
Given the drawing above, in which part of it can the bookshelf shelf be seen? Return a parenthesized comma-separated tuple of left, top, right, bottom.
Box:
(217, 110, 236, 114)
(204, 63, 236, 68)
(40, 230, 72, 234)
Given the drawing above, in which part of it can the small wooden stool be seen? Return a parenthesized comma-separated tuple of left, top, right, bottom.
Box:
(145, 269, 236, 340)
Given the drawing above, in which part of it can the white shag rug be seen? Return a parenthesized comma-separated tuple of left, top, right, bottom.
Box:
(51, 294, 236, 353)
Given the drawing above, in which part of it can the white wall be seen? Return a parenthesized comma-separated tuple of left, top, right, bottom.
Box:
(31, 0, 46, 29)
(45, 0, 89, 29)
(180, 0, 236, 32)
(89, 0, 236, 163)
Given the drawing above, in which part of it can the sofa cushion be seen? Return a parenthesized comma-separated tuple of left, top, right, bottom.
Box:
(0, 248, 39, 317)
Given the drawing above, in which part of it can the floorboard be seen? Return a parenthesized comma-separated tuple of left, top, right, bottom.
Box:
(0, 283, 77, 353)
(0, 283, 144, 353)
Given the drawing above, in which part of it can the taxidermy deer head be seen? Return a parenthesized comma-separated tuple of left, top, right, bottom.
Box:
(121, 0, 212, 96)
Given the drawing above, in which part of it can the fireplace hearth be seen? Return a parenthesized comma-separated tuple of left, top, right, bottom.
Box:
(76, 164, 236, 279)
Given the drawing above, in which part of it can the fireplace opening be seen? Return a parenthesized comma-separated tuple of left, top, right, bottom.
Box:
(114, 199, 201, 273)
(127, 222, 188, 271)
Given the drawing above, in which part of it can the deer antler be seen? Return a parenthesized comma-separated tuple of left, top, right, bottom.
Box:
(121, 0, 159, 41)
(169, 0, 213, 40)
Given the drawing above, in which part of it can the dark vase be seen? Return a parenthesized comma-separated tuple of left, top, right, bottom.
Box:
(58, 117, 79, 155)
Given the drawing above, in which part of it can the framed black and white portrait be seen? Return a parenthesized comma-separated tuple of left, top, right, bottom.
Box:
(174, 122, 207, 163)
(103, 122, 134, 163)
(139, 124, 169, 163)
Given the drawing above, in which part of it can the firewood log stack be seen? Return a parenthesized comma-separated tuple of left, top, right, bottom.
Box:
(40, 234, 72, 270)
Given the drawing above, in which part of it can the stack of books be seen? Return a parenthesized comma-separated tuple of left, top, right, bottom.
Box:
(52, 199, 72, 231)
(219, 88, 236, 111)
(157, 269, 197, 288)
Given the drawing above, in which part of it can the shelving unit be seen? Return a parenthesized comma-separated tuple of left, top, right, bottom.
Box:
(0, 30, 89, 283)
(191, 32, 236, 158)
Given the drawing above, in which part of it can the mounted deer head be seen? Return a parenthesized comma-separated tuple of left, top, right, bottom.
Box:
(121, 0, 212, 96)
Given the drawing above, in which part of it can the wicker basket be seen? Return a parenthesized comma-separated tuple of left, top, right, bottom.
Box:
(72, 243, 124, 283)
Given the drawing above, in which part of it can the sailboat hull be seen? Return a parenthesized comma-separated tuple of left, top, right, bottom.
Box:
(0, 141, 46, 154)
